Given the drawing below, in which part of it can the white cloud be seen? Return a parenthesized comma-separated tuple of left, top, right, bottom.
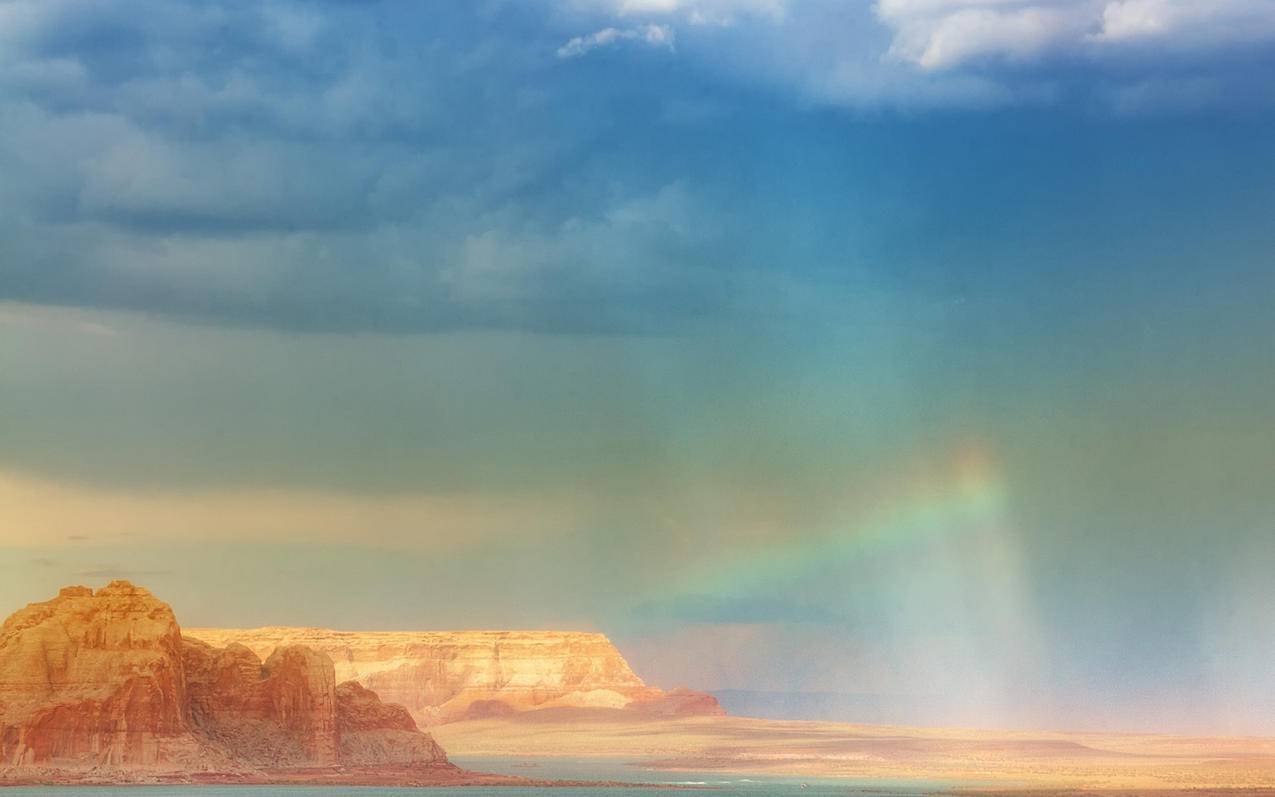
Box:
(881, 2, 1091, 69)
(876, 0, 1275, 70)
(557, 23, 675, 57)
(614, 0, 683, 12)
(1095, 0, 1275, 46)
(563, 0, 1275, 109)
(571, 0, 786, 22)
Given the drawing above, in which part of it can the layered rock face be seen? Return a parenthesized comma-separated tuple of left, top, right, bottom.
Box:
(0, 582, 195, 768)
(0, 582, 449, 779)
(185, 627, 723, 725)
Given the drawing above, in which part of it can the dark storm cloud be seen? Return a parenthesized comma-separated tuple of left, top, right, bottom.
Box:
(0, 0, 747, 332)
(4, 1, 1275, 334)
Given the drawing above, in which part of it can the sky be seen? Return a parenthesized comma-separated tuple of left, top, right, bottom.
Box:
(2, 0, 1275, 735)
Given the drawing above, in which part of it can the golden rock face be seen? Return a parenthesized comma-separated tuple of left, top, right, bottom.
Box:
(0, 582, 450, 776)
(0, 581, 191, 767)
(183, 626, 723, 725)
(184, 627, 661, 724)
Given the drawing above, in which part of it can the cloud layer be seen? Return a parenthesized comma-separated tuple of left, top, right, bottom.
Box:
(877, 0, 1275, 69)
(1, 1, 1273, 333)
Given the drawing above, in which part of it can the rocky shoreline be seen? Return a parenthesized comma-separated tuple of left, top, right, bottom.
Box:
(0, 764, 706, 788)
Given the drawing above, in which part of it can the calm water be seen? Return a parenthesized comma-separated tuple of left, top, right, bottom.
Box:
(0, 758, 952, 797)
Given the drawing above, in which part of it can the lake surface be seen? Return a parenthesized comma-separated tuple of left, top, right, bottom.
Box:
(0, 757, 953, 797)
(0, 785, 937, 797)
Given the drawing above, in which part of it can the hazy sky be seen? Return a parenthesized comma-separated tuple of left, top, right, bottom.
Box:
(3, 0, 1275, 735)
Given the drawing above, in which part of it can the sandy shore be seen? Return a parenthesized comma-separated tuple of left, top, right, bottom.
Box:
(433, 708, 1275, 792)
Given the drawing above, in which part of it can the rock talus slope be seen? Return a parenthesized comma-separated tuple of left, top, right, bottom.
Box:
(336, 681, 449, 766)
(184, 626, 723, 725)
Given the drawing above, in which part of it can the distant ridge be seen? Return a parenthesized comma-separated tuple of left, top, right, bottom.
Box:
(184, 626, 724, 726)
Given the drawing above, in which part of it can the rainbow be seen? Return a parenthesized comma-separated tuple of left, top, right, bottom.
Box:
(679, 440, 1010, 600)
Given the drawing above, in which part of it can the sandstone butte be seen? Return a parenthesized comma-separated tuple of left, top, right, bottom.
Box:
(0, 581, 462, 785)
(184, 626, 725, 726)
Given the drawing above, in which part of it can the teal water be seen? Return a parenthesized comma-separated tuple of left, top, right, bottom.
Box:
(0, 786, 936, 797)
(0, 758, 953, 797)
(455, 756, 949, 793)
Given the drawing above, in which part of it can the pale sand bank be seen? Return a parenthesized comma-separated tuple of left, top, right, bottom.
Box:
(433, 709, 1275, 792)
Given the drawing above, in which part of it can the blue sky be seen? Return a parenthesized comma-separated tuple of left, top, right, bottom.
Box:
(2, 0, 1275, 734)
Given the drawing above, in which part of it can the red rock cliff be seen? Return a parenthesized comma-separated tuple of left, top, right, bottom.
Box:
(0, 582, 450, 779)
(0, 582, 195, 768)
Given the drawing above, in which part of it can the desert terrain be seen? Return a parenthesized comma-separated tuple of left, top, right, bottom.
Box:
(434, 708, 1275, 792)
(8, 581, 1275, 793)
(0, 581, 715, 786)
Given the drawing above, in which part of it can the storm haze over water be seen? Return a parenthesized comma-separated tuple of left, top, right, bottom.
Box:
(2, 0, 1274, 736)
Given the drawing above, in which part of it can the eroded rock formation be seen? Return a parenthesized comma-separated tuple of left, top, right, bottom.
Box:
(0, 582, 449, 781)
(0, 582, 197, 769)
(184, 626, 724, 725)
(336, 681, 449, 766)
(182, 639, 341, 767)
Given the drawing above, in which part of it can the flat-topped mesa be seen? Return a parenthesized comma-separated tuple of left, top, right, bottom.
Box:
(0, 582, 451, 780)
(184, 627, 724, 725)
